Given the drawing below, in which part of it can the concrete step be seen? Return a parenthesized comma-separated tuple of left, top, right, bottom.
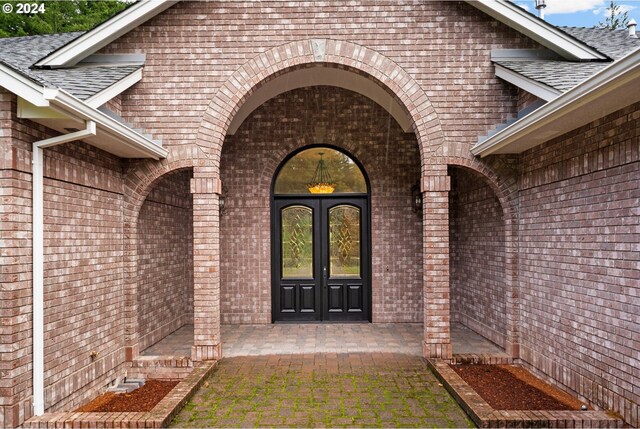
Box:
(105, 378, 145, 394)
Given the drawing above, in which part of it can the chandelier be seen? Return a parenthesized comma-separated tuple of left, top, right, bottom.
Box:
(307, 152, 336, 194)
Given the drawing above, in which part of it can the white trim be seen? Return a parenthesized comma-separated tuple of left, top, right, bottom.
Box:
(43, 88, 167, 159)
(85, 68, 143, 108)
(0, 64, 50, 107)
(35, 0, 178, 68)
(491, 48, 561, 60)
(473, 47, 640, 156)
(79, 54, 146, 66)
(31, 145, 44, 416)
(466, 0, 607, 61)
(1, 61, 167, 159)
(35, 120, 97, 147)
(32, 120, 97, 416)
(494, 64, 561, 101)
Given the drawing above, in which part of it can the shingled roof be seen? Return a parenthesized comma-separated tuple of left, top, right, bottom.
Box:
(494, 27, 640, 94)
(0, 32, 141, 101)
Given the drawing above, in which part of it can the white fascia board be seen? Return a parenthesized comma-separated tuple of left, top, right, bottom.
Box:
(494, 64, 561, 101)
(35, 0, 179, 68)
(472, 47, 640, 157)
(466, 0, 607, 61)
(85, 68, 143, 108)
(43, 88, 167, 159)
(0, 64, 50, 107)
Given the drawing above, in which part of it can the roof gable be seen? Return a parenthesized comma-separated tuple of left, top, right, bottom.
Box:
(34, 0, 178, 68)
(32, 0, 609, 70)
(466, 0, 608, 61)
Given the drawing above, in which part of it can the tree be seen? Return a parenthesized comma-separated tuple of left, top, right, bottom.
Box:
(598, 0, 630, 30)
(0, 1, 130, 38)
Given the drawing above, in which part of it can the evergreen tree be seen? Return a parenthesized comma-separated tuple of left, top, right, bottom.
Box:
(598, 0, 630, 30)
(0, 1, 130, 38)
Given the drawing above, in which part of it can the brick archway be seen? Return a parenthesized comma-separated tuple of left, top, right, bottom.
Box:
(195, 39, 445, 166)
(445, 156, 520, 358)
(122, 144, 207, 360)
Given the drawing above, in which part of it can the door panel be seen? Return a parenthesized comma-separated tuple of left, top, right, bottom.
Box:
(321, 199, 369, 321)
(327, 284, 344, 313)
(274, 200, 321, 321)
(273, 197, 369, 322)
(300, 284, 316, 312)
(347, 284, 363, 312)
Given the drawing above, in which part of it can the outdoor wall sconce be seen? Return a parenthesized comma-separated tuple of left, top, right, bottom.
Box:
(411, 183, 422, 217)
(219, 185, 227, 216)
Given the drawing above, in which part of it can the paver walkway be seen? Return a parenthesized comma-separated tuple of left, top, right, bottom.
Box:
(170, 353, 473, 428)
(142, 323, 506, 357)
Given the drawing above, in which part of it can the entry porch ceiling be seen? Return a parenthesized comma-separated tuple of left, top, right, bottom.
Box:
(227, 67, 413, 135)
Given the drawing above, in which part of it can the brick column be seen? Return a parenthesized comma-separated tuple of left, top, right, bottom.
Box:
(421, 174, 452, 359)
(190, 175, 223, 361)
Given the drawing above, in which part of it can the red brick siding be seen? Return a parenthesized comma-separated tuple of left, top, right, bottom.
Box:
(519, 101, 640, 426)
(449, 166, 507, 349)
(97, 0, 536, 152)
(517, 88, 542, 111)
(137, 170, 194, 351)
(220, 87, 422, 323)
(0, 89, 132, 424)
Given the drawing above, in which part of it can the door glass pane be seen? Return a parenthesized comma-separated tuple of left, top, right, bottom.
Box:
(274, 147, 367, 194)
(329, 205, 360, 277)
(281, 206, 313, 278)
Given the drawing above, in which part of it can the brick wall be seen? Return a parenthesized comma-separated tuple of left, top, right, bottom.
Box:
(137, 170, 194, 351)
(0, 89, 131, 425)
(517, 88, 542, 111)
(97, 0, 536, 153)
(220, 86, 422, 323)
(519, 101, 640, 426)
(0, 89, 36, 428)
(449, 166, 507, 349)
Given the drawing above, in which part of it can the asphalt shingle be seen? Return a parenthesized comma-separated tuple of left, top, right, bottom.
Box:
(494, 60, 609, 92)
(560, 26, 640, 60)
(494, 27, 640, 93)
(0, 32, 141, 101)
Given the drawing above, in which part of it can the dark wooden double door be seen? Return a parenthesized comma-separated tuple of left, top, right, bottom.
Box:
(273, 197, 370, 322)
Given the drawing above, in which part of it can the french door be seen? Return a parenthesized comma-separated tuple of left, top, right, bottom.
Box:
(272, 197, 370, 322)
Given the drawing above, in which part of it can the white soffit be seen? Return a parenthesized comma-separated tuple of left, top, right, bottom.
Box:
(466, 0, 607, 61)
(228, 67, 413, 135)
(473, 47, 640, 157)
(35, 0, 179, 68)
(1, 64, 166, 159)
(494, 64, 561, 101)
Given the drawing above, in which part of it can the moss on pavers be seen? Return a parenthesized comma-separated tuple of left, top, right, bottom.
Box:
(170, 353, 473, 428)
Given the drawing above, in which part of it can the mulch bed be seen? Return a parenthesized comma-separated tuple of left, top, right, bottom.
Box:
(451, 364, 585, 411)
(76, 380, 179, 412)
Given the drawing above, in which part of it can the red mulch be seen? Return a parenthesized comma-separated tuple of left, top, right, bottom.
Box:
(451, 364, 585, 411)
(75, 380, 179, 412)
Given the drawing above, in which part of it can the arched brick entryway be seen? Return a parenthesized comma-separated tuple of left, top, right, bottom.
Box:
(189, 39, 457, 360)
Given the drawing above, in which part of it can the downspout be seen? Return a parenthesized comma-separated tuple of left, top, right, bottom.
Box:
(32, 120, 96, 416)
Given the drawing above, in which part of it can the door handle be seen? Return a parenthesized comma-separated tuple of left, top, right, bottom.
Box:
(323, 266, 327, 289)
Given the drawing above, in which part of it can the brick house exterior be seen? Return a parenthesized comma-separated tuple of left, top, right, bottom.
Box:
(0, 1, 638, 427)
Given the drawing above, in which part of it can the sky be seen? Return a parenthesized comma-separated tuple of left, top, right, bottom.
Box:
(512, 0, 639, 27)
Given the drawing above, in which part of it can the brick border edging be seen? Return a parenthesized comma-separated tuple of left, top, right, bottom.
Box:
(24, 361, 217, 428)
(427, 359, 624, 428)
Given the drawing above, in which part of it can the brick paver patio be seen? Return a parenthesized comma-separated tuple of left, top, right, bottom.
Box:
(169, 353, 473, 428)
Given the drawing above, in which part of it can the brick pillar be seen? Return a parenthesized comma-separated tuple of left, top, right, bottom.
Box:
(421, 174, 452, 359)
(190, 175, 223, 361)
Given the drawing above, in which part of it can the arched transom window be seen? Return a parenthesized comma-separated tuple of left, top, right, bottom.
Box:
(274, 147, 367, 195)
